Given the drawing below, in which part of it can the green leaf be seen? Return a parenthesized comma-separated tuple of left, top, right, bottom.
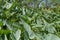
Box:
(44, 34, 60, 40)
(3, 2, 12, 9)
(45, 25, 56, 33)
(24, 31, 29, 40)
(5, 35, 8, 40)
(0, 19, 3, 27)
(35, 33, 42, 40)
(14, 29, 21, 40)
(21, 19, 35, 39)
(0, 30, 11, 35)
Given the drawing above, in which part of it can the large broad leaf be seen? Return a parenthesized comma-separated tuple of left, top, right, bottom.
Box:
(14, 29, 21, 40)
(45, 25, 56, 33)
(10, 29, 21, 40)
(44, 34, 60, 40)
(24, 31, 29, 40)
(21, 19, 35, 39)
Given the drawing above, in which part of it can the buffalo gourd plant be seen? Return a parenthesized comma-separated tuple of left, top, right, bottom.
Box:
(0, 0, 60, 40)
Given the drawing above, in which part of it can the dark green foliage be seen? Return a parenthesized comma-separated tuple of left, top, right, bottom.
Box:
(0, 0, 60, 40)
